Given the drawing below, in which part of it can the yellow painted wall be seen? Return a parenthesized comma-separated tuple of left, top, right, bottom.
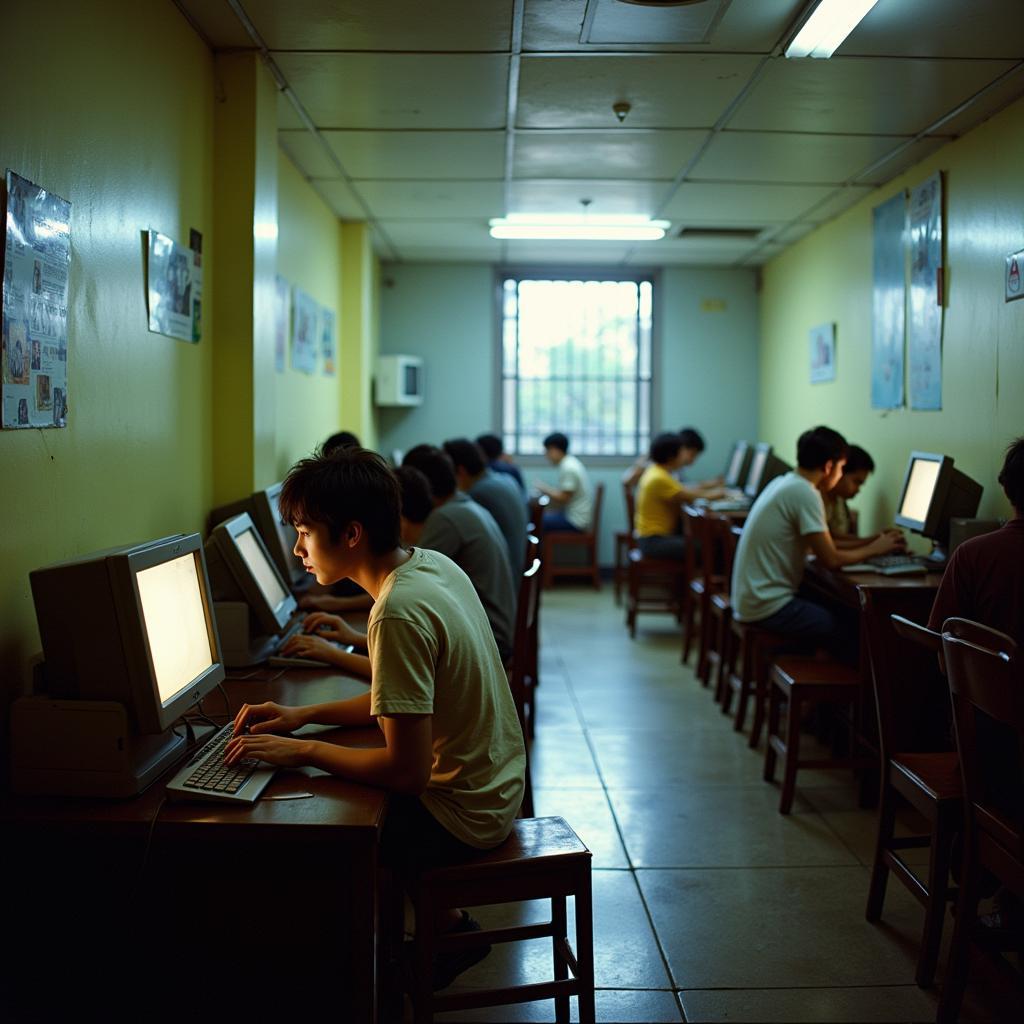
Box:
(274, 150, 345, 476)
(760, 96, 1024, 545)
(0, 0, 216, 694)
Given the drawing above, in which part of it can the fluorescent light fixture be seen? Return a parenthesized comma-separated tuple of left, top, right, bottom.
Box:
(785, 0, 880, 59)
(489, 214, 669, 241)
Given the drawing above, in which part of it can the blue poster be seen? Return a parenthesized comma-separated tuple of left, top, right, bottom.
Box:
(907, 173, 943, 410)
(871, 192, 906, 410)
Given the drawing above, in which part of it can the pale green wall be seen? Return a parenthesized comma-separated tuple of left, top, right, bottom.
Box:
(377, 263, 761, 561)
(760, 96, 1024, 547)
(274, 149, 345, 477)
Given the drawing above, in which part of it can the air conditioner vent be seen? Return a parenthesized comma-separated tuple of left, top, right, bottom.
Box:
(676, 227, 762, 240)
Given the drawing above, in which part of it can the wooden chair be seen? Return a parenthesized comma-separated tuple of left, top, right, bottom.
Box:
(542, 483, 604, 590)
(680, 505, 710, 669)
(860, 594, 960, 989)
(406, 816, 595, 1024)
(705, 517, 740, 698)
(613, 480, 636, 605)
(937, 619, 1024, 1024)
(764, 656, 864, 813)
(511, 538, 541, 741)
(722, 610, 788, 749)
(625, 545, 687, 638)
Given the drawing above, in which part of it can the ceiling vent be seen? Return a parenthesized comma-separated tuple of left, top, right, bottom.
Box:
(676, 227, 763, 240)
(581, 0, 731, 45)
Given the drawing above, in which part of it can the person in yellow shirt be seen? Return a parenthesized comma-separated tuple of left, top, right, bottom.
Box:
(635, 432, 725, 558)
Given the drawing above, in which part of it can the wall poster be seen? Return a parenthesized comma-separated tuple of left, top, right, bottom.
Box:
(274, 275, 290, 373)
(147, 230, 202, 343)
(320, 306, 336, 377)
(291, 287, 318, 374)
(2, 171, 71, 429)
(871, 191, 906, 410)
(809, 322, 836, 383)
(907, 172, 943, 410)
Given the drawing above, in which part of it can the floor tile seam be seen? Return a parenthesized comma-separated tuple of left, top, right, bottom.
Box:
(675, 982, 935, 991)
(810, 799, 876, 868)
(633, 863, 874, 872)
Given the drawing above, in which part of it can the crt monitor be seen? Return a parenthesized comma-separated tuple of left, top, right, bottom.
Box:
(209, 483, 305, 590)
(22, 533, 226, 794)
(744, 443, 792, 499)
(724, 441, 752, 489)
(894, 451, 983, 558)
(205, 512, 298, 664)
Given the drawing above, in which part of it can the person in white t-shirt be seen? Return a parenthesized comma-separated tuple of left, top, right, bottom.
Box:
(535, 431, 593, 533)
(731, 426, 904, 647)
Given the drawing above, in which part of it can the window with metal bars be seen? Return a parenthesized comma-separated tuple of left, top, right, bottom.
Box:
(499, 275, 653, 458)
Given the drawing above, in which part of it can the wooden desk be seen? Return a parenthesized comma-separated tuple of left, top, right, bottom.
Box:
(3, 669, 386, 1021)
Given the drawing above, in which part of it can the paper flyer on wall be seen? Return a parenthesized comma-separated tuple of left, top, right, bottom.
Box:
(274, 275, 290, 373)
(808, 323, 836, 384)
(320, 306, 336, 376)
(291, 287, 318, 374)
(907, 173, 943, 410)
(2, 171, 71, 429)
(147, 230, 202, 343)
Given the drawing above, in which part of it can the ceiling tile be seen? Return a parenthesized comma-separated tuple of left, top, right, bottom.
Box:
(662, 182, 836, 223)
(508, 179, 672, 216)
(501, 241, 635, 264)
(516, 54, 763, 129)
(352, 180, 505, 219)
(279, 131, 340, 180)
(730, 56, 1019, 135)
(277, 90, 305, 131)
(802, 186, 877, 223)
(583, 0, 732, 46)
(309, 179, 366, 220)
(854, 136, 949, 187)
(273, 53, 509, 129)
(378, 221, 495, 248)
(322, 131, 505, 180)
(773, 222, 817, 244)
(393, 245, 504, 262)
(244, 0, 512, 51)
(522, 0, 804, 53)
(691, 130, 918, 185)
(743, 242, 786, 265)
(174, 0, 253, 47)
(842, 0, 1024, 59)
(513, 129, 708, 180)
(934, 71, 1024, 138)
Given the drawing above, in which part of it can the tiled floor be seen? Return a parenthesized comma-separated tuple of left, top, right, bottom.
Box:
(436, 589, 1013, 1022)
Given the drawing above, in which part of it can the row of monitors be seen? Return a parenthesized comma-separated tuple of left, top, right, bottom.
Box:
(26, 446, 984, 784)
(723, 440, 790, 499)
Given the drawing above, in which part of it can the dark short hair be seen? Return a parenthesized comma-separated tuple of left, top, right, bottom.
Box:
(402, 444, 457, 500)
(476, 433, 503, 460)
(677, 427, 705, 453)
(279, 447, 400, 555)
(844, 445, 875, 475)
(443, 437, 486, 476)
(649, 432, 684, 465)
(998, 436, 1024, 511)
(323, 430, 361, 456)
(394, 465, 434, 524)
(796, 426, 849, 470)
(543, 432, 569, 453)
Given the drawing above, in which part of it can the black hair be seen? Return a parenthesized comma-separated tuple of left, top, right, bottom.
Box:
(796, 426, 849, 470)
(394, 465, 434, 525)
(476, 433, 503, 460)
(402, 444, 457, 500)
(442, 437, 486, 477)
(278, 447, 400, 555)
(543, 432, 569, 453)
(677, 427, 705, 453)
(323, 430, 361, 456)
(649, 432, 684, 465)
(998, 436, 1024, 512)
(844, 445, 875, 475)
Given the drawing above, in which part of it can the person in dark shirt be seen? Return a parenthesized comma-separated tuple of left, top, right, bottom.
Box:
(928, 436, 1024, 645)
(476, 433, 526, 494)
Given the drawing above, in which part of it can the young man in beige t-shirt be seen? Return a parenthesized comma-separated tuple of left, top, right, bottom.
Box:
(225, 447, 526, 989)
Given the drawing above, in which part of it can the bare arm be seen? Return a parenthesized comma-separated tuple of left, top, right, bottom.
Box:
(534, 479, 574, 504)
(299, 592, 373, 613)
(805, 529, 903, 570)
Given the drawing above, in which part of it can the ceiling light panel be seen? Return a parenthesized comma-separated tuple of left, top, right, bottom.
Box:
(513, 129, 708, 180)
(785, 0, 881, 59)
(581, 0, 731, 45)
(244, 0, 513, 51)
(321, 131, 505, 180)
(730, 56, 1019, 135)
(516, 54, 762, 128)
(272, 53, 509, 129)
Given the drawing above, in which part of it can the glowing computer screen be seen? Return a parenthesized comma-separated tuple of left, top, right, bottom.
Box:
(136, 551, 216, 705)
(899, 458, 942, 524)
(746, 448, 768, 490)
(236, 528, 289, 612)
(726, 445, 746, 485)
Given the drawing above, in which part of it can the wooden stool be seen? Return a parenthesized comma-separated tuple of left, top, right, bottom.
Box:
(722, 619, 787, 749)
(764, 656, 864, 814)
(407, 816, 595, 1023)
(625, 548, 686, 638)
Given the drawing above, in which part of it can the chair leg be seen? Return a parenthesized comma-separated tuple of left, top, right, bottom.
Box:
(779, 692, 802, 815)
(936, 844, 982, 1024)
(715, 622, 733, 706)
(411, 888, 437, 1024)
(748, 658, 769, 749)
(574, 870, 596, 1024)
(732, 646, 754, 733)
(552, 894, 569, 1023)
(865, 781, 895, 923)
(917, 817, 953, 988)
(681, 590, 697, 664)
(764, 682, 782, 782)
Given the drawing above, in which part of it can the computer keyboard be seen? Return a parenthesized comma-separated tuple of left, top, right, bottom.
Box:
(708, 498, 751, 512)
(165, 721, 276, 804)
(867, 554, 923, 569)
(839, 554, 927, 576)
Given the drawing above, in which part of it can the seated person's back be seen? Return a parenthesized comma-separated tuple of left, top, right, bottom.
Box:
(477, 432, 526, 495)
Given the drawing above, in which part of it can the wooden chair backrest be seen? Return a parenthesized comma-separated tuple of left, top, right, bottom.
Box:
(941, 618, 1023, 849)
(587, 482, 604, 537)
(858, 588, 951, 763)
(682, 504, 705, 582)
(622, 481, 636, 537)
(714, 514, 739, 584)
(510, 555, 543, 729)
(528, 494, 549, 536)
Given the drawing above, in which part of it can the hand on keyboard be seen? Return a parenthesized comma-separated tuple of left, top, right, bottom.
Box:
(234, 700, 306, 737)
(280, 631, 342, 664)
(224, 731, 309, 769)
(301, 611, 366, 647)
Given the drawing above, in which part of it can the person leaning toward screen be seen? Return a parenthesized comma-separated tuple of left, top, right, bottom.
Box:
(225, 447, 527, 989)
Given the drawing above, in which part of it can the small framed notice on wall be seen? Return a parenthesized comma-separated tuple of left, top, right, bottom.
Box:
(809, 322, 836, 384)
